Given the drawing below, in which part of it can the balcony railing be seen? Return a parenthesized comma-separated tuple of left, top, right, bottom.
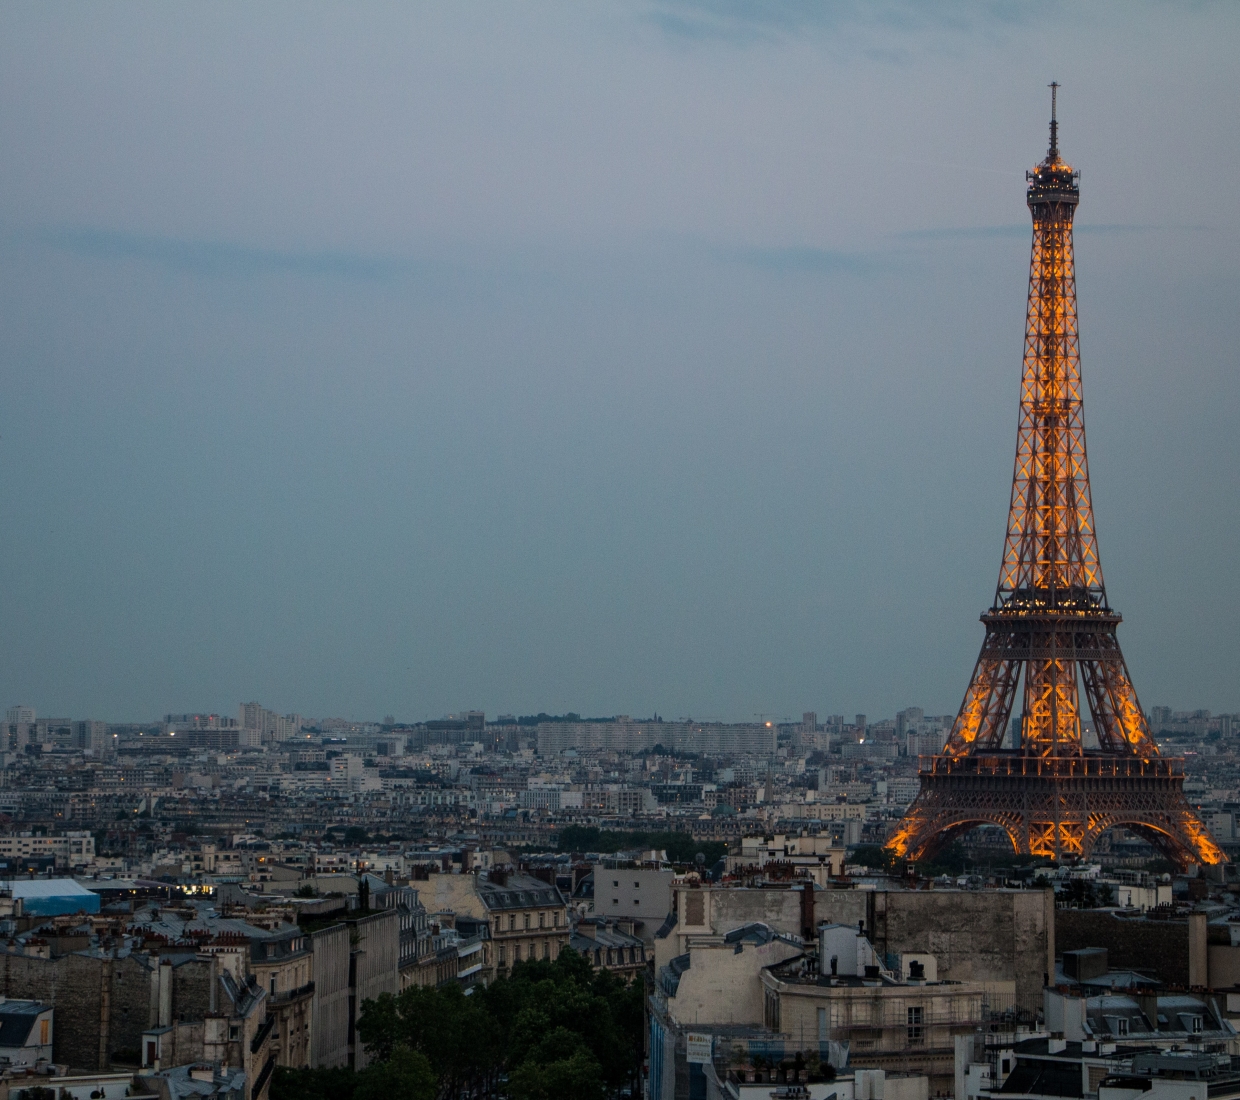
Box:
(250, 1016, 275, 1054)
(921, 754, 1183, 779)
(269, 980, 315, 1005)
(252, 1053, 276, 1100)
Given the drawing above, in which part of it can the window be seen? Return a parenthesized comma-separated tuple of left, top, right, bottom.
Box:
(1002, 1060, 1010, 1075)
(907, 1006, 924, 1044)
(634, 882, 640, 889)
(613, 898, 619, 905)
(1115, 1017, 1129, 1037)
(40, 1019, 48, 1046)
(524, 913, 531, 930)
(817, 1008, 827, 1042)
(613, 880, 619, 887)
(508, 915, 515, 931)
(514, 944, 522, 962)
(270, 973, 277, 994)
(1191, 1016, 1203, 1034)
(543, 940, 550, 959)
(498, 946, 506, 965)
(539, 912, 545, 929)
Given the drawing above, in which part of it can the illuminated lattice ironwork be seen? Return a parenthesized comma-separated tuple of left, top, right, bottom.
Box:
(886, 87, 1223, 869)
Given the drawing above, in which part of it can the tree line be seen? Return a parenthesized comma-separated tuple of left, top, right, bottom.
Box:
(557, 825, 727, 867)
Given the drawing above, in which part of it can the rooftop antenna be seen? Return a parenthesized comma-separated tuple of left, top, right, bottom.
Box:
(1048, 81, 1060, 160)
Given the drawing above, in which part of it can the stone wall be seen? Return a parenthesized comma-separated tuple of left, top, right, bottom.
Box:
(170, 955, 217, 1021)
(352, 911, 399, 1070)
(657, 885, 1053, 1016)
(817, 889, 1053, 1013)
(310, 924, 350, 1069)
(1056, 910, 1195, 987)
(0, 950, 155, 1070)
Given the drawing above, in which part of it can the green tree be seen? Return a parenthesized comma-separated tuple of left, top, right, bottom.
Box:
(357, 946, 643, 1100)
(358, 981, 497, 1094)
(508, 1049, 605, 1100)
(270, 1065, 357, 1100)
(354, 1046, 436, 1100)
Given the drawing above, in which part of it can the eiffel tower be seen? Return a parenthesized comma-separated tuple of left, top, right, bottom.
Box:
(886, 86, 1224, 869)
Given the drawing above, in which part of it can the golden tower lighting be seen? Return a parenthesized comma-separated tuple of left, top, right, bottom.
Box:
(886, 86, 1224, 869)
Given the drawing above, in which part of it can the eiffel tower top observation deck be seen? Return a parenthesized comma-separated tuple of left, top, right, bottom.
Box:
(885, 88, 1224, 867)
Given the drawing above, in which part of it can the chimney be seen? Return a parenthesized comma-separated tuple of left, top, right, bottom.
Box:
(579, 921, 597, 940)
(800, 880, 815, 940)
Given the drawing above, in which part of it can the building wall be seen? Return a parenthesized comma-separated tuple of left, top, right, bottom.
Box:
(594, 868, 674, 935)
(0, 951, 155, 1071)
(1055, 910, 1199, 989)
(669, 939, 803, 1028)
(310, 925, 350, 1069)
(351, 911, 399, 1070)
(764, 976, 997, 1093)
(170, 957, 216, 1024)
(660, 885, 806, 969)
(817, 890, 1053, 1014)
(659, 887, 1051, 1015)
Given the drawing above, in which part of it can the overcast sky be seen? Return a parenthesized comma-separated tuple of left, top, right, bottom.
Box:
(0, 2, 1236, 723)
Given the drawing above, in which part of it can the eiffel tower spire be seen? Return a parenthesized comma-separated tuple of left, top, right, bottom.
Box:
(886, 89, 1224, 868)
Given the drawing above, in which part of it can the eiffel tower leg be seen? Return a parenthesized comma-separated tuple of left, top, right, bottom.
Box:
(941, 655, 1022, 758)
(1080, 657, 1159, 757)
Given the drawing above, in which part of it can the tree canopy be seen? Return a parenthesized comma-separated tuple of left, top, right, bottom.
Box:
(273, 948, 644, 1100)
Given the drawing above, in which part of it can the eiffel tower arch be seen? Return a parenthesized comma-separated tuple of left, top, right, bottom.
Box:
(885, 86, 1224, 870)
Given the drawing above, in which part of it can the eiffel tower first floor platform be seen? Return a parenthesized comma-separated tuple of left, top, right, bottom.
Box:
(885, 751, 1226, 869)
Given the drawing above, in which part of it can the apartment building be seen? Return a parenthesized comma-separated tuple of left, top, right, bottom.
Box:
(250, 929, 314, 1069)
(0, 831, 95, 870)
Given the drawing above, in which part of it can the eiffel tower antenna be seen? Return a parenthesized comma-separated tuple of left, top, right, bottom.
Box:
(1049, 81, 1059, 159)
(885, 91, 1224, 870)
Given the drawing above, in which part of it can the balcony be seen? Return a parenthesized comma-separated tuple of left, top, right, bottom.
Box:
(250, 1016, 275, 1054)
(268, 980, 315, 1006)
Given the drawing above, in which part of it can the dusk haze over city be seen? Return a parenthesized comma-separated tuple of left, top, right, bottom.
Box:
(0, 6, 1237, 1100)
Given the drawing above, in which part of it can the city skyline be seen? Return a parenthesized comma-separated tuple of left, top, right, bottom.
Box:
(1, 4, 1237, 720)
